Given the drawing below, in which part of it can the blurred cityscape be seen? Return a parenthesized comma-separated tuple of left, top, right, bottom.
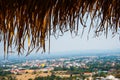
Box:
(0, 52, 120, 80)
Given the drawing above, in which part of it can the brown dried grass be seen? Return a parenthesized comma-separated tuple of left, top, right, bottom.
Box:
(0, 0, 120, 56)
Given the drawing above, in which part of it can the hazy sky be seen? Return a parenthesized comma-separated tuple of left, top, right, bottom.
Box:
(0, 30, 120, 59)
(0, 16, 120, 58)
(49, 31, 120, 53)
(0, 28, 120, 60)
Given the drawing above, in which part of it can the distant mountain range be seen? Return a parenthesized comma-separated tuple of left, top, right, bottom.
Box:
(0, 49, 120, 61)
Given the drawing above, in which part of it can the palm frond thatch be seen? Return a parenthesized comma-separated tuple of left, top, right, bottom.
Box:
(0, 0, 120, 55)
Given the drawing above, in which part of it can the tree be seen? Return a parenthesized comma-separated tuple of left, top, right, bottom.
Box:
(7, 76, 17, 80)
(28, 78, 33, 80)
(34, 76, 44, 80)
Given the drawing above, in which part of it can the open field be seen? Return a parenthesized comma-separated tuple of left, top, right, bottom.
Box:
(14, 70, 73, 80)
(15, 70, 51, 80)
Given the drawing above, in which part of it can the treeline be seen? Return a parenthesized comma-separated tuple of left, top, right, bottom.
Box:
(31, 74, 79, 80)
(54, 66, 92, 73)
(0, 69, 11, 76)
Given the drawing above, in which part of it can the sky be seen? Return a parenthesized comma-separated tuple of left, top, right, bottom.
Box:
(0, 30, 120, 60)
(0, 16, 120, 59)
(47, 29, 120, 53)
(0, 29, 119, 60)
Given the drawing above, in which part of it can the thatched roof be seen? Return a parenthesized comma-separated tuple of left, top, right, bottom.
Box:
(0, 0, 120, 56)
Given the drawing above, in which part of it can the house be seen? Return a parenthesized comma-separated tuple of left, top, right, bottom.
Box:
(10, 69, 25, 74)
(84, 72, 92, 76)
